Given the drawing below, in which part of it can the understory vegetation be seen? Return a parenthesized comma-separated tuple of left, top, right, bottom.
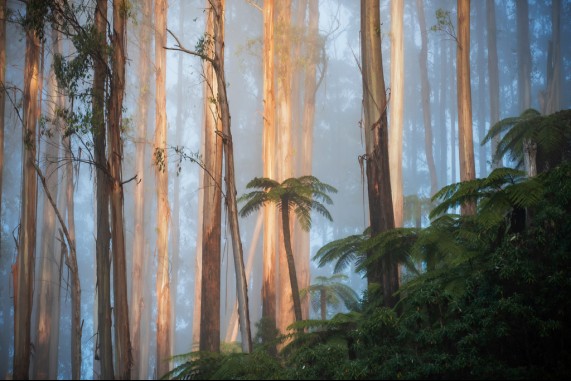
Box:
(167, 110, 571, 380)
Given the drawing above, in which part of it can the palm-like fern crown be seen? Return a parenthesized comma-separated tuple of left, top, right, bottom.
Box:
(300, 274, 360, 313)
(483, 108, 571, 170)
(238, 175, 337, 231)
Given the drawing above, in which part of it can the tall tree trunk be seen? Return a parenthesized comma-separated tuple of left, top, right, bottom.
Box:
(13, 9, 40, 378)
(276, 0, 296, 336)
(543, 0, 561, 115)
(517, 0, 531, 112)
(109, 0, 131, 377)
(199, 0, 223, 354)
(389, 0, 404, 225)
(476, 0, 487, 177)
(450, 42, 457, 183)
(92, 0, 114, 378)
(360, 0, 397, 307)
(261, 0, 277, 339)
(33, 27, 62, 380)
(63, 133, 81, 380)
(457, 0, 476, 215)
(171, 0, 186, 358)
(210, 0, 252, 353)
(416, 0, 438, 196)
(486, 0, 500, 168)
(130, 0, 151, 378)
(154, 0, 172, 375)
(281, 199, 302, 323)
(438, 36, 448, 185)
(296, 0, 319, 321)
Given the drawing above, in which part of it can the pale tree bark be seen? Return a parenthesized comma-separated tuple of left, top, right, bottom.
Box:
(209, 0, 252, 352)
(360, 0, 397, 307)
(542, 0, 561, 115)
(33, 27, 62, 380)
(438, 37, 448, 185)
(517, 0, 531, 112)
(486, 0, 500, 169)
(92, 0, 114, 378)
(109, 0, 132, 377)
(450, 42, 457, 183)
(130, 0, 152, 379)
(261, 0, 277, 338)
(33, 139, 82, 380)
(476, 0, 487, 177)
(457, 0, 476, 215)
(13, 9, 40, 378)
(63, 133, 81, 380)
(154, 0, 172, 375)
(416, 0, 438, 196)
(389, 0, 405, 225)
(171, 0, 186, 358)
(275, 0, 296, 336)
(296, 0, 319, 320)
(199, 0, 223, 354)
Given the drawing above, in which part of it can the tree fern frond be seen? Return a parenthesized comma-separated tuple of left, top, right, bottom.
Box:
(238, 191, 269, 218)
(313, 231, 367, 273)
(244, 176, 280, 190)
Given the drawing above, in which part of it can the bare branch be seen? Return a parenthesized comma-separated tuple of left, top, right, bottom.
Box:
(33, 161, 76, 255)
(165, 28, 216, 66)
(244, 0, 262, 12)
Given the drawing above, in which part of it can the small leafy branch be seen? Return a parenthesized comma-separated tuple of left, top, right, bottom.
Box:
(430, 8, 457, 43)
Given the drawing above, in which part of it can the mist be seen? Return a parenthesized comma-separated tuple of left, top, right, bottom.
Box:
(1, 0, 570, 379)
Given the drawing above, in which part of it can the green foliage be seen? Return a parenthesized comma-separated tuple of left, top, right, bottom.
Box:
(483, 108, 571, 171)
(179, 161, 571, 379)
(430, 8, 456, 41)
(196, 33, 214, 56)
(313, 228, 369, 274)
(239, 176, 337, 231)
(300, 274, 360, 318)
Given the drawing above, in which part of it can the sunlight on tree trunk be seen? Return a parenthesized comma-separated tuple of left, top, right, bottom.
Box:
(360, 0, 397, 307)
(457, 0, 476, 216)
(389, 0, 404, 226)
(154, 0, 172, 375)
(130, 1, 152, 378)
(13, 11, 40, 378)
(109, 0, 132, 377)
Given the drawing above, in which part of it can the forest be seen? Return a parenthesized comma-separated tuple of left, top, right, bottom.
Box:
(0, 0, 570, 379)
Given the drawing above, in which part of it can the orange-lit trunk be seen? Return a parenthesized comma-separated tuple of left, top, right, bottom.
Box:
(13, 12, 40, 379)
(154, 0, 172, 375)
(389, 0, 405, 225)
(457, 0, 476, 215)
(109, 0, 132, 377)
(360, 0, 397, 307)
(130, 0, 151, 378)
(262, 0, 277, 338)
(276, 0, 296, 336)
(33, 27, 62, 380)
(199, 0, 223, 354)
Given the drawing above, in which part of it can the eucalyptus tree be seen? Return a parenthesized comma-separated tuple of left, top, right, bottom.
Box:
(239, 176, 337, 323)
(14, 1, 41, 377)
(360, 0, 398, 307)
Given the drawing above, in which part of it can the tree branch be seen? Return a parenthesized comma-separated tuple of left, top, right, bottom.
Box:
(165, 28, 216, 66)
(33, 161, 76, 255)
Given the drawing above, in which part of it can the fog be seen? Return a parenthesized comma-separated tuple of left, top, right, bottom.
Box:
(0, 0, 570, 379)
